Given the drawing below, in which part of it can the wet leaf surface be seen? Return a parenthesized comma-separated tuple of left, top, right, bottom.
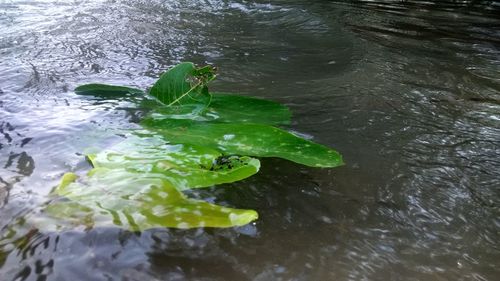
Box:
(142, 119, 343, 168)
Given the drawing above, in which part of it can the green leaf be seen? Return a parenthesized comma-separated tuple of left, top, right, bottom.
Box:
(40, 169, 258, 231)
(58, 172, 78, 189)
(210, 93, 291, 125)
(74, 83, 144, 96)
(149, 62, 215, 106)
(87, 134, 260, 190)
(150, 93, 291, 125)
(34, 132, 261, 231)
(141, 119, 343, 168)
(50, 62, 344, 231)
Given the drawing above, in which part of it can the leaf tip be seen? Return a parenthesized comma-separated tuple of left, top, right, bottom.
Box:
(57, 172, 78, 191)
(229, 210, 259, 226)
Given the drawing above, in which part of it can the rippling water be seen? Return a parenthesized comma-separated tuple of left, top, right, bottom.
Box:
(1, 0, 499, 280)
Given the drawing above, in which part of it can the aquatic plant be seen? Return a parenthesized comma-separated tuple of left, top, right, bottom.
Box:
(42, 62, 343, 231)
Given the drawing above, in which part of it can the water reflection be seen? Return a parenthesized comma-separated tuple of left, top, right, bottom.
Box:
(1, 0, 499, 280)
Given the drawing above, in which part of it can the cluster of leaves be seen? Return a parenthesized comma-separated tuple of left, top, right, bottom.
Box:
(41, 62, 343, 231)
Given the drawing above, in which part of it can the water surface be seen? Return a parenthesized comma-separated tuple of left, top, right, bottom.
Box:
(0, 0, 499, 280)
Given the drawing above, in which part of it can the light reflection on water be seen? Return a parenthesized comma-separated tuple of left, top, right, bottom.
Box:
(1, 0, 499, 280)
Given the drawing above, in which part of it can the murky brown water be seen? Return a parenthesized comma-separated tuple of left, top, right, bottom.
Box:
(1, 0, 499, 280)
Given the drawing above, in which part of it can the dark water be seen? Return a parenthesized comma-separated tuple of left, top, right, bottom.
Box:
(1, 0, 499, 280)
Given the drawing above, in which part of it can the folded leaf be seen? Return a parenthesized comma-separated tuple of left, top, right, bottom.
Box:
(149, 62, 215, 106)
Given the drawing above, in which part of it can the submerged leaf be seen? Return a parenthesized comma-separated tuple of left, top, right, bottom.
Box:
(141, 119, 343, 168)
(42, 169, 258, 231)
(58, 172, 78, 189)
(87, 134, 260, 190)
(149, 62, 215, 106)
(74, 83, 144, 96)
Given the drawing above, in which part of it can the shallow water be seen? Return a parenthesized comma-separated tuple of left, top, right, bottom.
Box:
(0, 0, 499, 280)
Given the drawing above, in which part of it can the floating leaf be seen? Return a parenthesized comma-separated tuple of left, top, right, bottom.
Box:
(149, 62, 215, 106)
(151, 93, 291, 125)
(141, 119, 343, 168)
(74, 83, 144, 96)
(41, 169, 258, 231)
